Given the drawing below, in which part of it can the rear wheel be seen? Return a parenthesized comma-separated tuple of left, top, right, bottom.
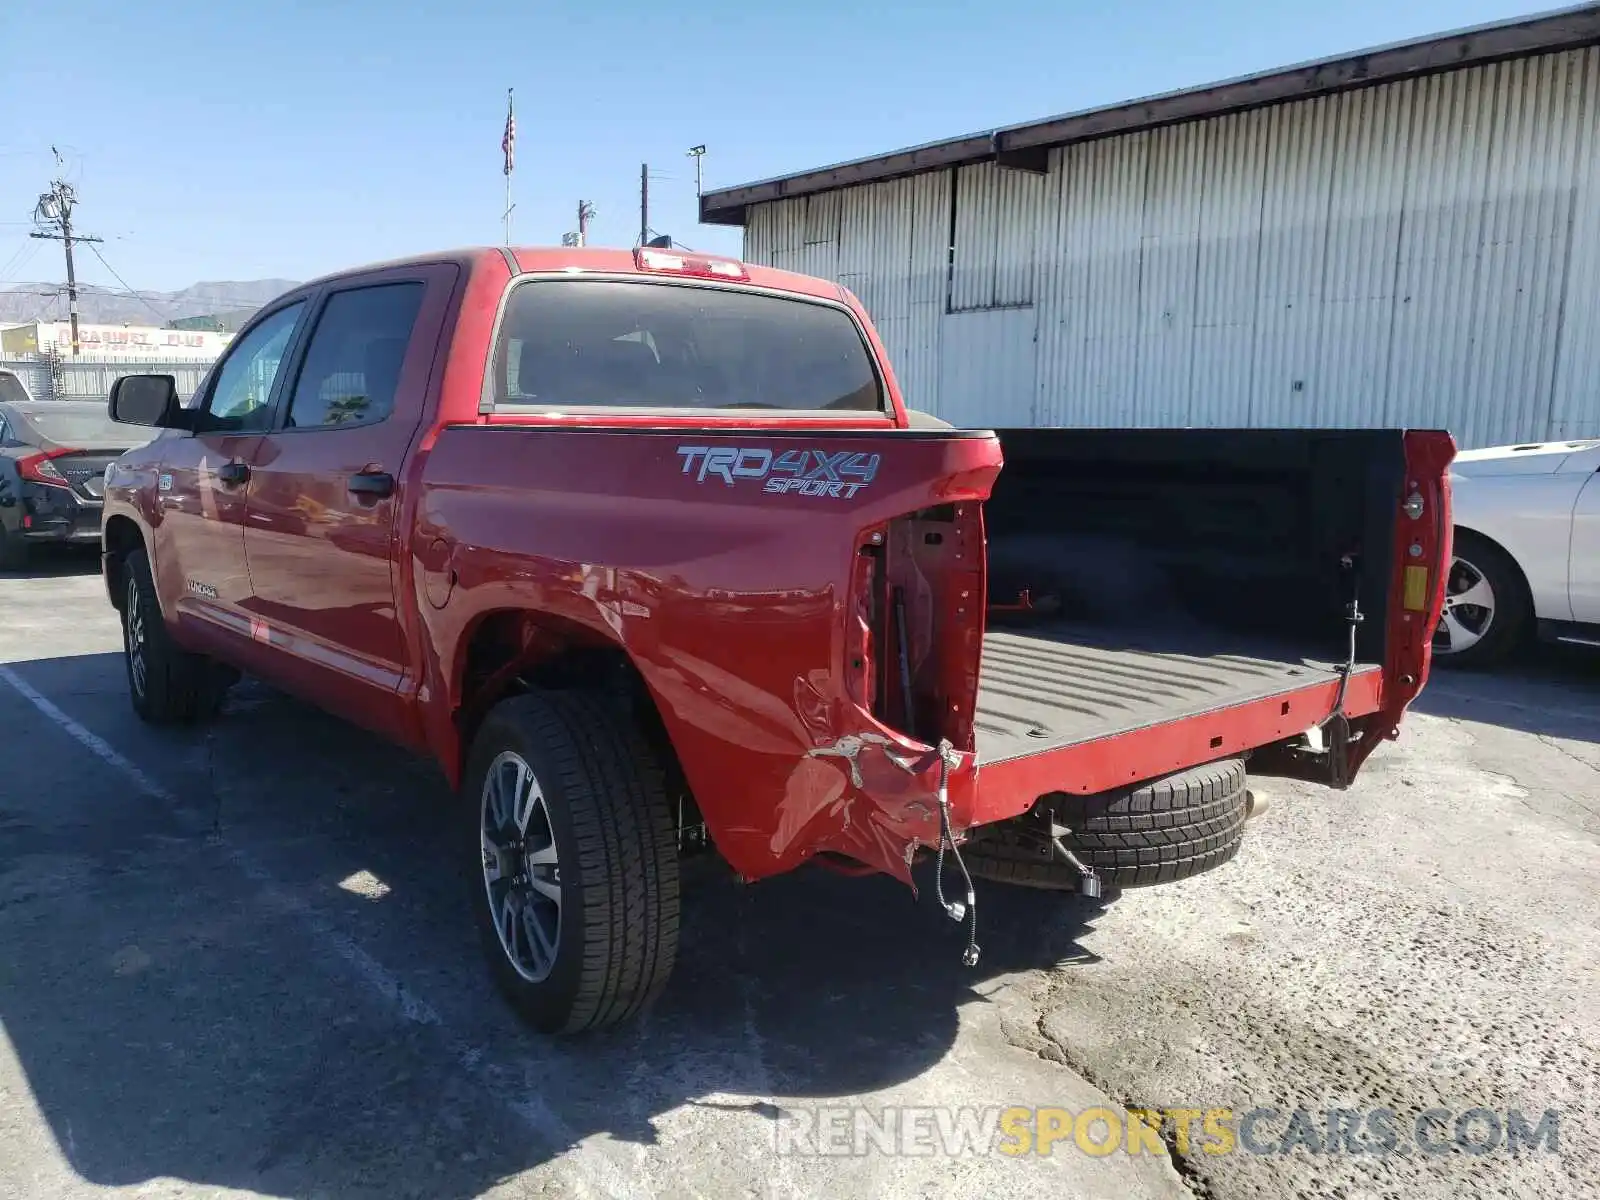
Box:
(1433, 529, 1530, 669)
(964, 759, 1249, 891)
(464, 690, 680, 1034)
(120, 548, 230, 724)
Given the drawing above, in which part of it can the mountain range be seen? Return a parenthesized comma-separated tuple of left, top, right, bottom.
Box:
(0, 279, 300, 330)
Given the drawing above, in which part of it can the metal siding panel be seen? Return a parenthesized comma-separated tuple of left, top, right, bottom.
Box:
(1385, 67, 1496, 440)
(1250, 96, 1341, 426)
(1037, 135, 1150, 426)
(799, 192, 841, 280)
(838, 178, 911, 362)
(825, 171, 934, 412)
(1550, 47, 1600, 441)
(950, 162, 1042, 310)
(743, 203, 777, 264)
(1311, 81, 1413, 430)
(899, 171, 951, 412)
(937, 308, 1037, 426)
(1459, 51, 1586, 447)
(1134, 121, 1206, 425)
(950, 164, 991, 311)
(1190, 108, 1271, 426)
(993, 164, 1043, 308)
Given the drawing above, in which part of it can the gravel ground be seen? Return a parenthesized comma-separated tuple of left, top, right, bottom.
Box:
(1, 547, 1595, 1200)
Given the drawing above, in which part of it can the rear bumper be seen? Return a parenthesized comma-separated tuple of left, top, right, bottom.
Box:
(18, 485, 102, 544)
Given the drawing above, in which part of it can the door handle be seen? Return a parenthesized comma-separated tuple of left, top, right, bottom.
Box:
(348, 471, 395, 498)
(217, 461, 250, 486)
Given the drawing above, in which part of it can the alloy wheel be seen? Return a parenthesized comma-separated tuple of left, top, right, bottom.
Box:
(1434, 555, 1496, 655)
(126, 575, 148, 699)
(479, 750, 562, 982)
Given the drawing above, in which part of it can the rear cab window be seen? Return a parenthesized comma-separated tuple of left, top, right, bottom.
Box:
(488, 278, 885, 416)
(10, 405, 155, 450)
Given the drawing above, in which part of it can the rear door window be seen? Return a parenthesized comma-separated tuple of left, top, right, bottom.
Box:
(491, 279, 882, 413)
(283, 283, 425, 429)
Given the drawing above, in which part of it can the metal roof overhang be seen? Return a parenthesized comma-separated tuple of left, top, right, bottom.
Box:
(701, 3, 1600, 226)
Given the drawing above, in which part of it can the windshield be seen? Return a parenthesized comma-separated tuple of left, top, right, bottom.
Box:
(11, 404, 155, 450)
(0, 375, 31, 405)
(492, 279, 883, 413)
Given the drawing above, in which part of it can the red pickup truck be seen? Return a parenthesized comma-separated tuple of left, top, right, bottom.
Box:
(100, 245, 1453, 1033)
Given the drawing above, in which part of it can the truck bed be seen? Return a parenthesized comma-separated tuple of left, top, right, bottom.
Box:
(974, 621, 1380, 765)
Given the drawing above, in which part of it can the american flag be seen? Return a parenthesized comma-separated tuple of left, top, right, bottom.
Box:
(502, 89, 516, 176)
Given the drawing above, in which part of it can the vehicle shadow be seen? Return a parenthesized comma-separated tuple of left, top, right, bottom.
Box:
(0, 654, 1110, 1199)
(0, 543, 102, 579)
(1415, 643, 1600, 743)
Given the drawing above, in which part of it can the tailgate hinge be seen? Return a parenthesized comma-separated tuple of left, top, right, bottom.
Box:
(1322, 553, 1365, 790)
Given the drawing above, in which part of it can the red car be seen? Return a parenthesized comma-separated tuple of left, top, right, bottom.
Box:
(99, 245, 1453, 1032)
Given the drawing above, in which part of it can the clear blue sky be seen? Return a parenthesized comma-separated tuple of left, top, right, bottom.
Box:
(0, 0, 1562, 297)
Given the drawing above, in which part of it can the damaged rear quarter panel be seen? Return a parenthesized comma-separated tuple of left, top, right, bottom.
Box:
(416, 424, 1002, 882)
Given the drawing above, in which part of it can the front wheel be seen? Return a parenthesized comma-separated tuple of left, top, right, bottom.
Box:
(120, 548, 230, 724)
(464, 690, 680, 1033)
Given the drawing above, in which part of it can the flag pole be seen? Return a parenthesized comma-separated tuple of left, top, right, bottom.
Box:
(502, 88, 516, 245)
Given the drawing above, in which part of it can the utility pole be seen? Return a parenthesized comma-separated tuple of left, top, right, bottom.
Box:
(577, 200, 595, 247)
(30, 170, 101, 358)
(639, 163, 649, 248)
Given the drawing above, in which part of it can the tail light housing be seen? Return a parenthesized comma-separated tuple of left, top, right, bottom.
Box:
(18, 450, 72, 488)
(848, 504, 987, 753)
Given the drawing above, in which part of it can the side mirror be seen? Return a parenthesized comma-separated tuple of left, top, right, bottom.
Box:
(109, 375, 185, 428)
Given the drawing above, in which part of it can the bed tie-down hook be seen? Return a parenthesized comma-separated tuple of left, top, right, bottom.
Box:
(933, 739, 981, 968)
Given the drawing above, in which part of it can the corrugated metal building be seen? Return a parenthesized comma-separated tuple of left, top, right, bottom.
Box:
(702, 5, 1600, 448)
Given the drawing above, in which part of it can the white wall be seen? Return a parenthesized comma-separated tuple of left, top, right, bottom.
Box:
(745, 47, 1600, 449)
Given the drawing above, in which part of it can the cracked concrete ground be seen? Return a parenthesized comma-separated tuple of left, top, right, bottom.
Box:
(1, 548, 1596, 1200)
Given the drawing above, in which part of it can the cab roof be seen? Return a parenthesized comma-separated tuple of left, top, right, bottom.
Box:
(296, 246, 848, 304)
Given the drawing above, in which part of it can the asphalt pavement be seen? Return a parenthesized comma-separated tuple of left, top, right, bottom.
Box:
(1, 546, 1595, 1200)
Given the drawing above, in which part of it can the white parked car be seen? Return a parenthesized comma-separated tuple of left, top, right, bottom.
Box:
(1440, 439, 1600, 666)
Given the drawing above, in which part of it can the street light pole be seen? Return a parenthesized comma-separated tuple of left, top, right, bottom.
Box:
(686, 144, 707, 210)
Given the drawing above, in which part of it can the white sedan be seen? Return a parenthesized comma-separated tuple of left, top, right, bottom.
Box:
(1439, 438, 1600, 667)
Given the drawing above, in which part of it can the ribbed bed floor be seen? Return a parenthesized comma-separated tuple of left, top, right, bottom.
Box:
(974, 621, 1378, 765)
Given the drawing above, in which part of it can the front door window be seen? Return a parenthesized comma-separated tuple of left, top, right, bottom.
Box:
(203, 303, 305, 432)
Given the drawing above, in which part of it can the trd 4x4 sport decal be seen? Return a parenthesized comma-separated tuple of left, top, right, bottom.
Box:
(675, 446, 881, 499)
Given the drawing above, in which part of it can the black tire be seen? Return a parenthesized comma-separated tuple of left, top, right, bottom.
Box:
(1433, 529, 1531, 670)
(464, 690, 680, 1034)
(964, 759, 1248, 890)
(0, 531, 27, 572)
(120, 548, 229, 725)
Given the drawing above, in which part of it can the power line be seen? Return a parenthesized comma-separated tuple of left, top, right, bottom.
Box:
(84, 243, 174, 324)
